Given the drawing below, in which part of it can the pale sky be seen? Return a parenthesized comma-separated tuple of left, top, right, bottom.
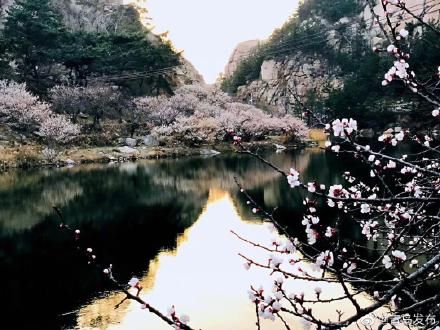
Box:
(145, 0, 299, 83)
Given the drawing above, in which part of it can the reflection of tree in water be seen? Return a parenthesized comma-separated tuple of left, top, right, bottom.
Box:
(231, 149, 344, 224)
(0, 164, 208, 329)
(143, 150, 315, 193)
(0, 182, 84, 231)
(0, 171, 84, 231)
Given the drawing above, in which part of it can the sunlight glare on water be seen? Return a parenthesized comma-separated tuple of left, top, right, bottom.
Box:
(75, 189, 389, 330)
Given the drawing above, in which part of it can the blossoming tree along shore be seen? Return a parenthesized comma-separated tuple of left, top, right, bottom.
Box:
(133, 84, 308, 145)
(60, 1, 440, 329)
(0, 81, 80, 145)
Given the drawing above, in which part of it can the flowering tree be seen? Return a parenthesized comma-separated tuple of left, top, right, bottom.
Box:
(50, 84, 126, 128)
(134, 84, 308, 145)
(0, 80, 79, 144)
(38, 114, 80, 145)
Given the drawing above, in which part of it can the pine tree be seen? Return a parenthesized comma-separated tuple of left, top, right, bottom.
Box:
(3, 0, 67, 93)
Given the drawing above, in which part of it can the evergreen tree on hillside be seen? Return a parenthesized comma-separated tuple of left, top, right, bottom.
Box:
(61, 29, 180, 94)
(0, 35, 11, 79)
(1, 0, 181, 96)
(3, 0, 67, 93)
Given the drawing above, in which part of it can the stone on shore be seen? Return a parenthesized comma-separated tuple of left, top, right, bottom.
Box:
(115, 146, 140, 155)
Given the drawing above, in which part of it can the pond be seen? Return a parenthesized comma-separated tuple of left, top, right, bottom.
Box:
(0, 148, 380, 330)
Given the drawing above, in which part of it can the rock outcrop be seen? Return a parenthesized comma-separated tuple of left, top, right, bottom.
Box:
(224, 0, 440, 112)
(224, 40, 261, 78)
(237, 54, 342, 108)
(174, 59, 205, 85)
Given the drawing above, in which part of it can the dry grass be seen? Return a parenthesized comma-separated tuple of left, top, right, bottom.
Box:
(0, 145, 42, 162)
(309, 128, 327, 142)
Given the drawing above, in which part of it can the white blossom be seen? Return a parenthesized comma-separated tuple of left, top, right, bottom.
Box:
(128, 277, 140, 288)
(391, 250, 407, 261)
(315, 250, 334, 270)
(383, 255, 393, 269)
(180, 314, 190, 324)
(347, 262, 357, 274)
(307, 182, 316, 193)
(399, 28, 409, 38)
(269, 254, 283, 269)
(360, 203, 371, 214)
(314, 286, 322, 295)
(410, 259, 418, 268)
(325, 226, 335, 237)
(387, 160, 397, 169)
(332, 118, 358, 137)
(287, 168, 300, 188)
(387, 44, 396, 53)
(329, 184, 346, 198)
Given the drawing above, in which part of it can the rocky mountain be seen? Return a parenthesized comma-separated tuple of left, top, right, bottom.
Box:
(222, 0, 440, 127)
(224, 40, 261, 78)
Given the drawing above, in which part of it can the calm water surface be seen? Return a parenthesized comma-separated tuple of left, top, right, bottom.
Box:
(0, 149, 380, 330)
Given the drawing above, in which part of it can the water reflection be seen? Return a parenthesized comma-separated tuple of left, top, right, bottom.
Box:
(75, 189, 387, 330)
(0, 149, 370, 329)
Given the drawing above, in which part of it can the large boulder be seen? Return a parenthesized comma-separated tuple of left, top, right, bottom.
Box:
(125, 137, 137, 147)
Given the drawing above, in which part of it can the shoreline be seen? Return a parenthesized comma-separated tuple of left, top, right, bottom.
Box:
(0, 140, 318, 171)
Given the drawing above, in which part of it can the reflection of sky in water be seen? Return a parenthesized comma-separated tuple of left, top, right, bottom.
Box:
(76, 189, 390, 330)
(1, 150, 398, 329)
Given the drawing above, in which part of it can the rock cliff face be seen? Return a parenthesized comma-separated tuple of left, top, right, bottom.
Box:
(237, 54, 341, 109)
(225, 0, 440, 112)
(224, 40, 261, 78)
(174, 59, 205, 85)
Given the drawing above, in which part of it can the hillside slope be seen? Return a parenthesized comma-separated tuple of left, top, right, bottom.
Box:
(222, 0, 440, 129)
(0, 0, 203, 96)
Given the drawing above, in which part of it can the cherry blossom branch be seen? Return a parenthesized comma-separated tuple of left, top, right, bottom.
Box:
(397, 3, 440, 37)
(54, 208, 197, 330)
(254, 301, 261, 330)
